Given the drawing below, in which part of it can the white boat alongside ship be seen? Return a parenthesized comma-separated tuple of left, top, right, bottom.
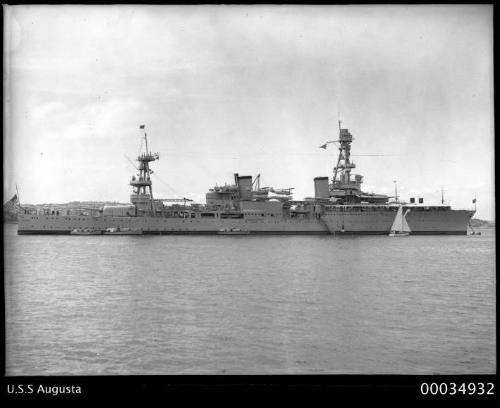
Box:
(217, 228, 250, 235)
(70, 228, 102, 235)
(103, 227, 143, 235)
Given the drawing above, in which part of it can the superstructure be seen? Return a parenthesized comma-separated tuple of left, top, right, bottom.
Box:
(18, 123, 475, 235)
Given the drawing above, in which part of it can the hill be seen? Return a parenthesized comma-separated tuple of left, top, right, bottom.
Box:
(470, 218, 495, 228)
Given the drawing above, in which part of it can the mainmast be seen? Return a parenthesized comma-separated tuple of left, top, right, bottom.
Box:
(320, 120, 389, 204)
(129, 125, 159, 216)
(330, 121, 363, 202)
(333, 121, 356, 185)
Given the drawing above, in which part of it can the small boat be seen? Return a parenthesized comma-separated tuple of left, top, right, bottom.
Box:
(468, 223, 482, 235)
(217, 228, 250, 235)
(103, 227, 143, 235)
(389, 206, 411, 237)
(70, 228, 102, 235)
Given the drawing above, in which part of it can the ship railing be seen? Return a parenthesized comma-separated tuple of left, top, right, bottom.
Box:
(324, 204, 398, 212)
(137, 152, 159, 162)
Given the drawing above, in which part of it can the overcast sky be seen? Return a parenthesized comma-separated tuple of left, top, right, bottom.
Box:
(3, 5, 494, 219)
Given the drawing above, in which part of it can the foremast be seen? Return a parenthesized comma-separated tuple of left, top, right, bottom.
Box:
(130, 125, 159, 216)
(326, 121, 363, 203)
(320, 121, 389, 204)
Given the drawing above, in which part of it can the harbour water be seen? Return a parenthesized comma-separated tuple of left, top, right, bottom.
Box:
(4, 223, 495, 375)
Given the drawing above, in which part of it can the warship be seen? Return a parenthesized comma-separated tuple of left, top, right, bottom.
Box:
(17, 123, 474, 235)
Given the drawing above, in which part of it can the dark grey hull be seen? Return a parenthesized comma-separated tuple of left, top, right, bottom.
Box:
(17, 207, 474, 236)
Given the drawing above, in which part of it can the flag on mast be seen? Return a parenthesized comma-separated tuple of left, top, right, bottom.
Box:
(319, 143, 328, 149)
(139, 125, 145, 129)
(472, 198, 476, 203)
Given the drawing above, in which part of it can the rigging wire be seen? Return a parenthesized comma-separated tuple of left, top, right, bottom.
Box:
(124, 154, 138, 170)
(154, 174, 183, 198)
(156, 151, 397, 157)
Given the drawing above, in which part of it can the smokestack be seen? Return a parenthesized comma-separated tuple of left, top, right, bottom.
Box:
(237, 176, 253, 200)
(314, 177, 329, 199)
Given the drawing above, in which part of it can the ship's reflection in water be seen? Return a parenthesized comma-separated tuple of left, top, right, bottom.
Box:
(4, 224, 495, 374)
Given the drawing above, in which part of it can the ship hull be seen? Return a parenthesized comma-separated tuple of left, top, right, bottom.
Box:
(320, 207, 474, 235)
(18, 208, 474, 235)
(18, 215, 329, 235)
(405, 209, 474, 234)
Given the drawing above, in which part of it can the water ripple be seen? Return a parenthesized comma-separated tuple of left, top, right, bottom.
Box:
(4, 224, 495, 374)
